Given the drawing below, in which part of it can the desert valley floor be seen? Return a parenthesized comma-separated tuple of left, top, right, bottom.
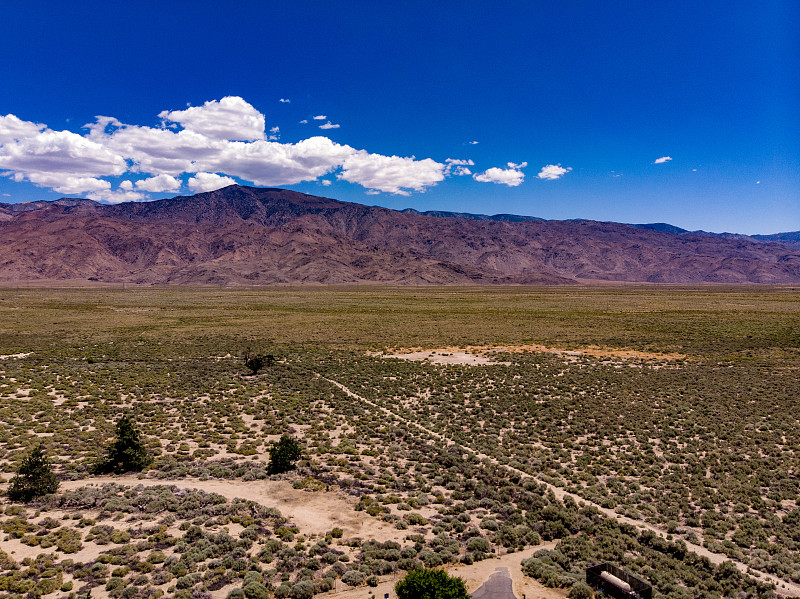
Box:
(0, 285, 799, 599)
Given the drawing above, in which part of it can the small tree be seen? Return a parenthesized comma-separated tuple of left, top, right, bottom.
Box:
(7, 444, 59, 502)
(93, 415, 152, 474)
(243, 350, 275, 375)
(268, 435, 302, 475)
(395, 569, 469, 599)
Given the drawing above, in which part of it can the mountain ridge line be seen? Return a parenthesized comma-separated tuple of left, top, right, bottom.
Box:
(1, 184, 799, 285)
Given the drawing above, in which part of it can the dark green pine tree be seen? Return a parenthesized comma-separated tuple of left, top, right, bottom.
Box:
(7, 444, 59, 502)
(93, 415, 153, 474)
(267, 435, 302, 475)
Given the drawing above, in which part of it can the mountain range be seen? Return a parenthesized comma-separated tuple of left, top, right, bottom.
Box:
(2, 185, 799, 285)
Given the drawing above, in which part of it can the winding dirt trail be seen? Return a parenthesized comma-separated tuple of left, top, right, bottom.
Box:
(320, 375, 800, 597)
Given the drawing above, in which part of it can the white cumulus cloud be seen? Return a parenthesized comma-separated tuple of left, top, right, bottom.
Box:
(0, 125, 128, 194)
(0, 97, 454, 201)
(654, 156, 672, 164)
(340, 151, 445, 195)
(279, 98, 290, 103)
(445, 158, 474, 176)
(36, 175, 112, 195)
(88, 188, 146, 204)
(198, 136, 355, 186)
(85, 117, 221, 176)
(474, 162, 527, 186)
(536, 164, 571, 180)
(159, 97, 266, 141)
(134, 174, 182, 193)
(312, 115, 327, 120)
(0, 114, 46, 144)
(0, 128, 127, 178)
(188, 172, 237, 193)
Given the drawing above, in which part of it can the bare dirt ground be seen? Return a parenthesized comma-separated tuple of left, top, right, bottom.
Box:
(372, 349, 510, 366)
(60, 477, 404, 541)
(373, 345, 686, 366)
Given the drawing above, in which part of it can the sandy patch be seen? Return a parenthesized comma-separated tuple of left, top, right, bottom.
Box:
(0, 508, 128, 565)
(60, 477, 404, 541)
(375, 350, 511, 366)
(1, 535, 60, 563)
(1, 534, 117, 566)
(375, 344, 686, 365)
(0, 352, 32, 359)
(102, 306, 161, 312)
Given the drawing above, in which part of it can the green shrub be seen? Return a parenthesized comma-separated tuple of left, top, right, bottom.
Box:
(289, 580, 314, 599)
(466, 537, 490, 553)
(243, 581, 270, 599)
(395, 568, 469, 599)
(111, 529, 131, 544)
(568, 581, 594, 599)
(341, 569, 365, 586)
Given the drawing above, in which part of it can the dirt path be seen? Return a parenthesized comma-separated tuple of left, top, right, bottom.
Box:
(470, 567, 515, 599)
(320, 375, 800, 597)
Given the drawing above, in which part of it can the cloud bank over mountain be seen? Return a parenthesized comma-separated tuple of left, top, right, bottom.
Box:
(0, 97, 563, 203)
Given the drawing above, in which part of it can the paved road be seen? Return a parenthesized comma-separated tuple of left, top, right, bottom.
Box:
(471, 568, 517, 599)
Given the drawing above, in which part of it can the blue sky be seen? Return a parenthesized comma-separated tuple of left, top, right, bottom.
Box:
(1, 1, 797, 234)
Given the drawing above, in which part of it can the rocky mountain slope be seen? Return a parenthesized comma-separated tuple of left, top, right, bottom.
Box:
(1, 185, 799, 285)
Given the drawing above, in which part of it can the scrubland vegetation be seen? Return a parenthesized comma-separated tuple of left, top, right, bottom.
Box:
(0, 286, 798, 599)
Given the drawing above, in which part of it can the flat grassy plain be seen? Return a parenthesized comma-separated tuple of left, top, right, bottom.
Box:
(0, 286, 798, 599)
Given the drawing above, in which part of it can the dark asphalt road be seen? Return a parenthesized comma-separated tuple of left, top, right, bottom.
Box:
(471, 567, 517, 599)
